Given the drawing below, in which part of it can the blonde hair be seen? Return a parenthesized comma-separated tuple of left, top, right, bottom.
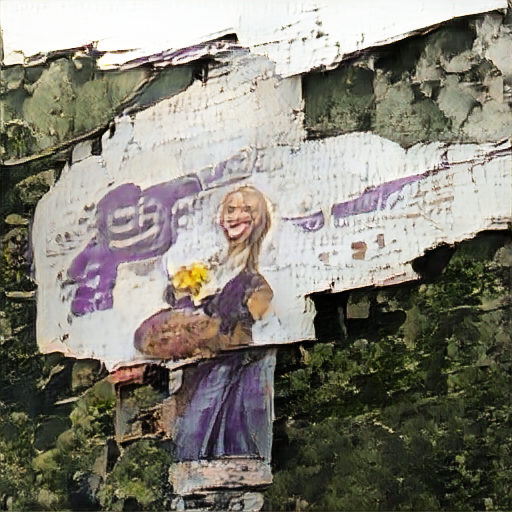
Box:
(219, 186, 271, 272)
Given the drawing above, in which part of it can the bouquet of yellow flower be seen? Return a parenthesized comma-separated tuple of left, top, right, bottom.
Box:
(171, 262, 209, 298)
(135, 262, 227, 360)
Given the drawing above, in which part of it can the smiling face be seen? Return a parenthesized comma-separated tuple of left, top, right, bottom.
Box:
(219, 187, 271, 269)
(221, 191, 254, 244)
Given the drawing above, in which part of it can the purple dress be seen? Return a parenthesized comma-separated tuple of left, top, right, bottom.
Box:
(173, 270, 275, 462)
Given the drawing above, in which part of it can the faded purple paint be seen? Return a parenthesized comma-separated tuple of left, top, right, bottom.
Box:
(284, 210, 324, 232)
(199, 150, 257, 189)
(134, 271, 275, 460)
(332, 172, 427, 223)
(121, 41, 245, 70)
(202, 160, 229, 186)
(202, 270, 269, 335)
(174, 349, 275, 461)
(134, 270, 271, 358)
(68, 176, 202, 316)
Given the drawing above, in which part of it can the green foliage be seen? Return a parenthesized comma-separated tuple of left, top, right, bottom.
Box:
(1, 378, 115, 511)
(97, 440, 173, 511)
(1, 227, 32, 292)
(125, 385, 163, 411)
(0, 121, 36, 159)
(0, 412, 39, 511)
(0, 301, 42, 410)
(266, 235, 512, 511)
(14, 170, 55, 207)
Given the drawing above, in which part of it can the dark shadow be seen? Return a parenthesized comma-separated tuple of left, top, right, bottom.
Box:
(309, 290, 348, 344)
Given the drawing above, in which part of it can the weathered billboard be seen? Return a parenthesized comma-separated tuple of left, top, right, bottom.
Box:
(32, 53, 511, 371)
(6, 3, 510, 505)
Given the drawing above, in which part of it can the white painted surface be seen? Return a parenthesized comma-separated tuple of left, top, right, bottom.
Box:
(170, 459, 272, 495)
(32, 53, 511, 370)
(2, 1, 507, 75)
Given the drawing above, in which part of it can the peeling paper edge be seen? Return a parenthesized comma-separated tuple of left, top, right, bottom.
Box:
(2, 1, 508, 74)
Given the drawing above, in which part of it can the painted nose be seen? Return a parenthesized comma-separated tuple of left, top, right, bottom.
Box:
(227, 213, 238, 224)
(228, 208, 244, 223)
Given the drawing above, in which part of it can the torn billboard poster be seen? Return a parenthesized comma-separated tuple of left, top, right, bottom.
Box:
(32, 53, 511, 371)
(33, 134, 511, 371)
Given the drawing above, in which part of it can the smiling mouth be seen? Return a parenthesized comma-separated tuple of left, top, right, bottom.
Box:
(226, 221, 251, 239)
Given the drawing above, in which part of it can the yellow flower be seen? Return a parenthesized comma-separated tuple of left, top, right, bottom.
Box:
(172, 263, 209, 297)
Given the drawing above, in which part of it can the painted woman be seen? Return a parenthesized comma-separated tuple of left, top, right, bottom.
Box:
(136, 186, 276, 464)
(173, 186, 275, 463)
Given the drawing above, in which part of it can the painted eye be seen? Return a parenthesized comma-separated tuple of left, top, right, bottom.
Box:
(284, 211, 325, 232)
(243, 206, 251, 213)
(227, 206, 235, 214)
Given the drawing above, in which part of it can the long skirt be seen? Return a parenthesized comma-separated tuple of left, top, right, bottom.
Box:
(173, 348, 276, 462)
